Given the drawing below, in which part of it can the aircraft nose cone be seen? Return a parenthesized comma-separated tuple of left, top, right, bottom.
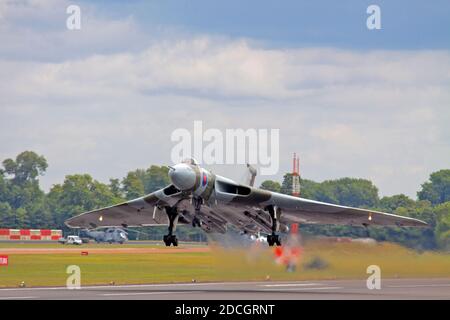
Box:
(169, 163, 197, 191)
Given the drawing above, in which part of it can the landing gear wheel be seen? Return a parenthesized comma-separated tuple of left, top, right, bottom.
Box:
(275, 235, 281, 246)
(267, 235, 274, 246)
(163, 235, 178, 247)
(192, 216, 202, 228)
(164, 206, 179, 247)
(267, 234, 281, 247)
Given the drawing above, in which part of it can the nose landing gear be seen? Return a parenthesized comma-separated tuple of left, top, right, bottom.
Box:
(163, 206, 179, 246)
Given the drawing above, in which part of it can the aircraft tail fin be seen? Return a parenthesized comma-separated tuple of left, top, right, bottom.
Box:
(245, 164, 257, 187)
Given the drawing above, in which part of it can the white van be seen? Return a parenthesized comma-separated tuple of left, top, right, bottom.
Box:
(66, 235, 83, 245)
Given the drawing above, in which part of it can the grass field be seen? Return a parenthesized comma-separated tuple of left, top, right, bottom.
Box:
(0, 241, 449, 287)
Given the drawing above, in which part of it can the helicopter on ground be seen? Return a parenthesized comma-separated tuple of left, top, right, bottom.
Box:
(80, 227, 129, 244)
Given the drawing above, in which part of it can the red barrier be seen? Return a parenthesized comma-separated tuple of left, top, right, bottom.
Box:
(40, 230, 51, 236)
(20, 229, 31, 236)
(0, 229, 62, 241)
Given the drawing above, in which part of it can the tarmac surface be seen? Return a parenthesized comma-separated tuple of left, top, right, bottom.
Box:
(0, 278, 449, 300)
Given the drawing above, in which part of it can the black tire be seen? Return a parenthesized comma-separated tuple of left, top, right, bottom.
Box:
(192, 217, 201, 228)
(173, 238, 178, 247)
(274, 235, 282, 246)
(163, 235, 171, 246)
(267, 235, 274, 246)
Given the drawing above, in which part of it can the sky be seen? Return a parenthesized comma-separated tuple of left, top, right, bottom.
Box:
(0, 0, 449, 198)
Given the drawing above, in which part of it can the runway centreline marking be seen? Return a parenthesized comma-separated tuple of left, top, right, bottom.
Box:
(262, 287, 342, 291)
(387, 284, 450, 288)
(101, 291, 198, 297)
(261, 283, 319, 287)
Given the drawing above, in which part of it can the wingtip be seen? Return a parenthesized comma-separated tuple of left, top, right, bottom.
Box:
(410, 218, 428, 227)
(418, 220, 429, 227)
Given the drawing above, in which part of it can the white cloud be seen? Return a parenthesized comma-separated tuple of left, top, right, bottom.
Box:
(0, 0, 145, 61)
(3, 40, 450, 103)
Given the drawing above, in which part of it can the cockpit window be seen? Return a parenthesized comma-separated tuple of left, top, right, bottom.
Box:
(182, 158, 199, 166)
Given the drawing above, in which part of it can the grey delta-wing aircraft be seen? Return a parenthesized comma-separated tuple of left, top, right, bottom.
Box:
(65, 158, 427, 246)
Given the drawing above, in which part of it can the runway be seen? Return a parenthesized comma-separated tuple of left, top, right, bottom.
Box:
(0, 278, 449, 300)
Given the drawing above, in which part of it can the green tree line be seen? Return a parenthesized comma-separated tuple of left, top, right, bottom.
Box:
(0, 151, 449, 249)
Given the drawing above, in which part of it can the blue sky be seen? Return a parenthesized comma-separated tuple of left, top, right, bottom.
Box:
(82, 0, 450, 49)
(1, 0, 449, 198)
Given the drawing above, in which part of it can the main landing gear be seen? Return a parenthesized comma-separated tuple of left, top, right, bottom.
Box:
(163, 206, 179, 246)
(266, 205, 282, 247)
(267, 234, 281, 247)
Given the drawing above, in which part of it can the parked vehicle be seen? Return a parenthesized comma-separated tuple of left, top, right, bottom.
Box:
(59, 235, 83, 245)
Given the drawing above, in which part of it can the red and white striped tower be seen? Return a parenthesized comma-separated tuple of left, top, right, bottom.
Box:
(292, 153, 301, 197)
